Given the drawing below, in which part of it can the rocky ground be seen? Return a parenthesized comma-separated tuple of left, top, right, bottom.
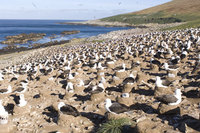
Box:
(0, 25, 199, 133)
(1, 33, 46, 45)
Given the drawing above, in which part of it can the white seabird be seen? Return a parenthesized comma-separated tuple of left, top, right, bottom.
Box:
(17, 94, 27, 107)
(77, 80, 84, 87)
(123, 74, 135, 84)
(0, 72, 4, 81)
(90, 83, 105, 94)
(13, 82, 28, 93)
(117, 63, 126, 72)
(155, 88, 182, 105)
(58, 102, 80, 117)
(0, 100, 8, 124)
(66, 82, 74, 93)
(164, 63, 178, 71)
(105, 98, 130, 114)
(155, 76, 168, 88)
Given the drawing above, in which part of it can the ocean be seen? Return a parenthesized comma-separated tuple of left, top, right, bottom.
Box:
(0, 20, 130, 49)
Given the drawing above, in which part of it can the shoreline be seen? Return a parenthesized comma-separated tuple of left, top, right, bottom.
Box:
(59, 19, 143, 28)
(0, 38, 86, 69)
(0, 22, 183, 69)
(0, 40, 70, 56)
(60, 19, 184, 29)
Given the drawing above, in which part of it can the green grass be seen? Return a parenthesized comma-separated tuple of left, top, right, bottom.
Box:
(165, 19, 200, 30)
(100, 0, 200, 30)
(97, 118, 134, 133)
(102, 11, 184, 25)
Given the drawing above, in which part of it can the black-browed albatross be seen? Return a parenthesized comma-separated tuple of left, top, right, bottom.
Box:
(0, 85, 12, 94)
(0, 100, 8, 124)
(155, 88, 182, 105)
(58, 102, 80, 117)
(105, 98, 130, 114)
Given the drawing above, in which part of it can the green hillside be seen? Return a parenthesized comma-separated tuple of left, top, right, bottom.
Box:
(101, 0, 200, 29)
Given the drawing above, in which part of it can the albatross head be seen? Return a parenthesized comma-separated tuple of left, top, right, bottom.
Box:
(175, 88, 182, 97)
(122, 63, 126, 70)
(58, 102, 65, 110)
(18, 94, 27, 107)
(19, 94, 25, 99)
(66, 82, 74, 93)
(169, 88, 182, 105)
(164, 63, 169, 70)
(0, 100, 8, 124)
(98, 83, 105, 89)
(0, 100, 5, 112)
(105, 98, 112, 106)
(78, 80, 84, 86)
(7, 85, 12, 93)
(155, 76, 162, 86)
(105, 98, 112, 112)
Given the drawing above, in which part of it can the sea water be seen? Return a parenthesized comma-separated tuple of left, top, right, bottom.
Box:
(0, 19, 130, 49)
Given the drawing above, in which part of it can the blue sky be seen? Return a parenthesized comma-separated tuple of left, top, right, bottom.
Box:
(0, 0, 171, 20)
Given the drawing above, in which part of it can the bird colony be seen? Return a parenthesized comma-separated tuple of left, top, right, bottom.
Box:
(0, 28, 200, 132)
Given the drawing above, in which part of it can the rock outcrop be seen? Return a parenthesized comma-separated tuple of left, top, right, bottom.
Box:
(1, 33, 46, 45)
(61, 30, 80, 35)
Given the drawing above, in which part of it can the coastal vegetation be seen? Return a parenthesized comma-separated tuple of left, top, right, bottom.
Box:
(101, 0, 200, 29)
(97, 118, 134, 133)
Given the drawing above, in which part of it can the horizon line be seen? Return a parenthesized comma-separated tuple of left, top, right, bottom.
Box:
(0, 18, 88, 21)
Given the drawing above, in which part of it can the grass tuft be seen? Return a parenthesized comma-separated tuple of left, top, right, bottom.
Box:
(97, 118, 133, 133)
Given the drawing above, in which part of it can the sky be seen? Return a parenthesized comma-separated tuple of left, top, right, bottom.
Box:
(0, 0, 171, 20)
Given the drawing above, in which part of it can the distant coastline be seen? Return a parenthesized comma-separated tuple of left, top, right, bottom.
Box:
(60, 19, 145, 28)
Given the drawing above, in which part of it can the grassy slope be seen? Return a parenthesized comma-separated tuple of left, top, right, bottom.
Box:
(101, 0, 200, 29)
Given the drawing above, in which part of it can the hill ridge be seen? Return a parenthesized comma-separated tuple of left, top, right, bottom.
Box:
(101, 0, 200, 29)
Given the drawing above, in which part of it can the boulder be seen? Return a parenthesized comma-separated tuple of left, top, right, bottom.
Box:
(136, 118, 177, 133)
(158, 103, 180, 115)
(136, 119, 162, 133)
(154, 86, 173, 97)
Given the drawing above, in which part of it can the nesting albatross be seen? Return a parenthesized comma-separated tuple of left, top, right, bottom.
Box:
(0, 100, 8, 124)
(105, 98, 130, 114)
(58, 102, 80, 117)
(0, 85, 12, 94)
(17, 94, 27, 107)
(155, 88, 182, 105)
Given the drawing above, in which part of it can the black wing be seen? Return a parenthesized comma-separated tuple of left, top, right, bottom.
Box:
(60, 104, 80, 117)
(90, 86, 104, 94)
(0, 89, 8, 93)
(156, 95, 178, 104)
(109, 102, 130, 114)
(10, 77, 18, 82)
(123, 77, 135, 84)
(14, 87, 24, 92)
